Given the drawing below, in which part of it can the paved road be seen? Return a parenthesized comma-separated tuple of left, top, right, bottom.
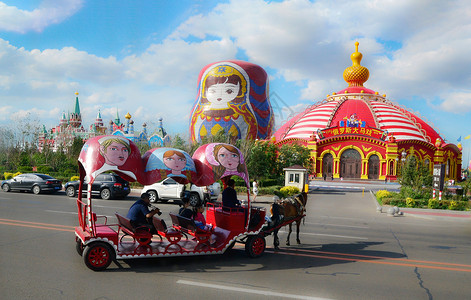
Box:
(0, 188, 470, 299)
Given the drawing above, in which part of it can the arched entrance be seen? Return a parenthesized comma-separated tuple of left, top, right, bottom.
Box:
(340, 149, 361, 179)
(322, 153, 333, 178)
(368, 154, 379, 179)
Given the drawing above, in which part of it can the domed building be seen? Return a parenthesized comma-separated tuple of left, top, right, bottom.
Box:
(274, 42, 461, 181)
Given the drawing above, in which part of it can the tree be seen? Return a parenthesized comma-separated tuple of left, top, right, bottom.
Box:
(276, 143, 312, 176)
(171, 134, 190, 153)
(246, 141, 277, 179)
(69, 137, 85, 159)
(398, 155, 433, 198)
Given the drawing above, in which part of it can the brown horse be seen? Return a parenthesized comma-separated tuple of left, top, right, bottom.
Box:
(270, 192, 307, 249)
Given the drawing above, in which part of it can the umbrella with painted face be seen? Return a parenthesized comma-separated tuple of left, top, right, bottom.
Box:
(78, 135, 143, 184)
(142, 147, 197, 185)
(192, 143, 249, 189)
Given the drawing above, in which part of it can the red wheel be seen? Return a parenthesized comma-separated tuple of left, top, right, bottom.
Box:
(245, 235, 266, 258)
(83, 242, 115, 271)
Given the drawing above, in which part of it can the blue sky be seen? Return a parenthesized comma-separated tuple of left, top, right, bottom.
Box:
(1, 0, 470, 150)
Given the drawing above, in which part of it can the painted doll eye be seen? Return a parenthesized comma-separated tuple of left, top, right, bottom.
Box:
(226, 89, 234, 94)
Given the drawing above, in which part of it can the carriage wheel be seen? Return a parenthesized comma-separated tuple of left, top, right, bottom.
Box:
(76, 239, 84, 256)
(245, 235, 266, 258)
(83, 242, 115, 271)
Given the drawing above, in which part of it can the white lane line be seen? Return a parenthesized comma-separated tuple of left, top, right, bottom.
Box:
(45, 210, 77, 215)
(277, 230, 368, 240)
(177, 280, 333, 300)
(306, 222, 369, 229)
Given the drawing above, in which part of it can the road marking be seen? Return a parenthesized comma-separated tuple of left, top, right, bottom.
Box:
(45, 210, 77, 215)
(306, 222, 369, 229)
(0, 218, 75, 232)
(267, 248, 471, 273)
(277, 230, 368, 240)
(177, 279, 333, 300)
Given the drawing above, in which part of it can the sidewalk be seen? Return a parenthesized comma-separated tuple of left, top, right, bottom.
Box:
(399, 207, 471, 218)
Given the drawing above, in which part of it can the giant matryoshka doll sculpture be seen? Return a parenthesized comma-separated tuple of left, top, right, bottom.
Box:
(190, 60, 274, 142)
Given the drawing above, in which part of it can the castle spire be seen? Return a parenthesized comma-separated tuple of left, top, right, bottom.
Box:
(74, 92, 80, 115)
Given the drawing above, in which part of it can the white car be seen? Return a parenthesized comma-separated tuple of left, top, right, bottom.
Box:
(141, 177, 221, 206)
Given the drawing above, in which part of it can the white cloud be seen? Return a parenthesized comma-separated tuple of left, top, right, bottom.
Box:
(0, 0, 83, 33)
(1, 0, 471, 139)
(170, 0, 471, 116)
(439, 91, 471, 114)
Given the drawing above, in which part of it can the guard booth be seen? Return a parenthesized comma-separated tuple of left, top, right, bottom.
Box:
(283, 165, 308, 193)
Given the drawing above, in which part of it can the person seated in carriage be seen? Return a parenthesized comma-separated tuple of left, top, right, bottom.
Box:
(221, 178, 243, 210)
(127, 192, 161, 234)
(178, 192, 194, 219)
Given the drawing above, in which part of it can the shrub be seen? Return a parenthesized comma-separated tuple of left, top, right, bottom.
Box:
(17, 166, 32, 173)
(406, 197, 416, 208)
(37, 165, 53, 173)
(428, 198, 439, 209)
(259, 185, 283, 195)
(235, 186, 249, 194)
(70, 176, 79, 182)
(376, 190, 392, 200)
(279, 186, 300, 197)
(259, 178, 281, 187)
(4, 172, 15, 180)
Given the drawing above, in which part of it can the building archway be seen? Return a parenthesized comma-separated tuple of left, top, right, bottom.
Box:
(340, 149, 361, 179)
(323, 153, 334, 178)
(368, 154, 379, 179)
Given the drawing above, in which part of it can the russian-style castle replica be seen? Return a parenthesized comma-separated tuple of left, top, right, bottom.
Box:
(38, 92, 170, 152)
(274, 42, 461, 181)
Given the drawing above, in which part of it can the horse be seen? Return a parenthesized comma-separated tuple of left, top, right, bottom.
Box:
(269, 192, 307, 249)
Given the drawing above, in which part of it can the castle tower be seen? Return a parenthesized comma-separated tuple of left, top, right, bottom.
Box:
(69, 92, 82, 128)
(125, 112, 131, 134)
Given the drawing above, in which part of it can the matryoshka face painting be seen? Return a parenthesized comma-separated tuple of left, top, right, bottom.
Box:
(206, 80, 240, 109)
(163, 152, 187, 175)
(216, 146, 240, 171)
(102, 141, 130, 167)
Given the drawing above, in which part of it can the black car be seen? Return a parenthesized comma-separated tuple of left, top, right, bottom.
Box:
(1, 173, 62, 194)
(64, 173, 130, 200)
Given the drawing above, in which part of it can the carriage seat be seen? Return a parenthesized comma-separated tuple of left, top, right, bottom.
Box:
(115, 213, 153, 246)
(152, 216, 183, 252)
(169, 213, 212, 245)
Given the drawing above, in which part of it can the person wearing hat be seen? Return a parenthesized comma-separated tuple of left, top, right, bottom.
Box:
(127, 192, 161, 233)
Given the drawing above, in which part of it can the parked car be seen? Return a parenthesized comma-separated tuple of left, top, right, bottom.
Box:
(1, 173, 62, 194)
(65, 173, 130, 200)
(141, 177, 221, 206)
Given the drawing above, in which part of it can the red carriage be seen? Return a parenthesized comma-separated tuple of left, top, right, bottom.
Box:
(74, 135, 267, 271)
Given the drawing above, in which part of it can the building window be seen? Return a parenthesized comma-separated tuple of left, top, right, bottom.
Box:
(295, 173, 300, 183)
(289, 173, 294, 182)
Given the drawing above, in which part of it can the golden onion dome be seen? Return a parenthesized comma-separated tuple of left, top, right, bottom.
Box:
(125, 112, 131, 119)
(343, 41, 369, 87)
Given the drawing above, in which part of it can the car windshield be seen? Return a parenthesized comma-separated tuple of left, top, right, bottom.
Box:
(36, 174, 54, 180)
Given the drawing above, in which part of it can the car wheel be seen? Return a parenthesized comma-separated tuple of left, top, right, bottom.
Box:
(148, 190, 158, 203)
(83, 242, 114, 271)
(2, 183, 10, 192)
(189, 192, 201, 207)
(100, 188, 111, 200)
(66, 186, 76, 197)
(32, 185, 41, 195)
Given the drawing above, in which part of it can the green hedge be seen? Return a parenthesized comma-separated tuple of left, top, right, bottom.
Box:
(382, 197, 469, 211)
